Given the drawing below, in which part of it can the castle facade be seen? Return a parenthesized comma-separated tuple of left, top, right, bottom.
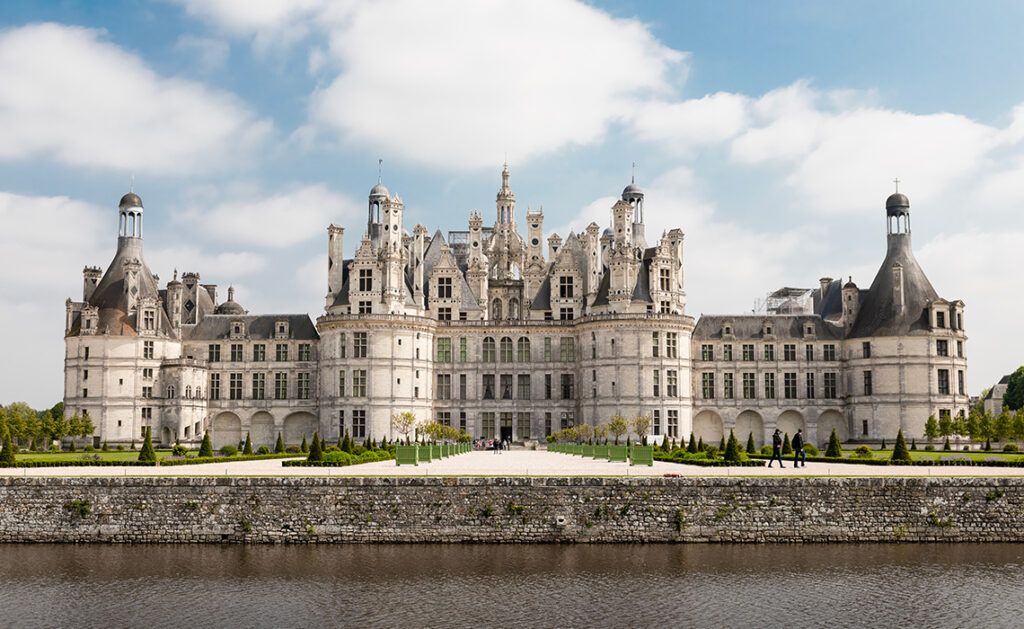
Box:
(63, 167, 969, 448)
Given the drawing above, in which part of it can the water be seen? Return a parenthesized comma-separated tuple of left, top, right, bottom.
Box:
(0, 544, 1021, 628)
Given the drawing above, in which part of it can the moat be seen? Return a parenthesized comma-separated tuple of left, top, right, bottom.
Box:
(1, 543, 1022, 628)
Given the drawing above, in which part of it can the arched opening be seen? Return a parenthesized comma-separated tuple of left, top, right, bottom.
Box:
(283, 412, 317, 446)
(735, 410, 764, 448)
(508, 297, 520, 319)
(491, 298, 502, 320)
(500, 337, 513, 362)
(160, 426, 173, 446)
(693, 410, 724, 444)
(777, 410, 806, 441)
(817, 410, 848, 446)
(211, 412, 242, 449)
(251, 411, 275, 448)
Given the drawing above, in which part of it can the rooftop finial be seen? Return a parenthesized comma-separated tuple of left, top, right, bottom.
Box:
(129, 173, 134, 193)
(632, 161, 636, 184)
(378, 158, 383, 184)
(893, 177, 900, 193)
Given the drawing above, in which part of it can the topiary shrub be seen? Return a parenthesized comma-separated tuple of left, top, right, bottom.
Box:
(257, 445, 271, 455)
(943, 437, 951, 451)
(687, 433, 698, 454)
(911, 439, 917, 450)
(760, 445, 772, 455)
(924, 445, 935, 451)
(171, 444, 189, 456)
(275, 433, 285, 454)
(285, 445, 301, 454)
(0, 427, 16, 466)
(853, 445, 873, 458)
(243, 432, 253, 455)
(746, 432, 756, 454)
(323, 450, 352, 465)
(301, 435, 309, 453)
(781, 433, 792, 455)
(219, 445, 238, 456)
(880, 438, 887, 450)
(101, 441, 109, 452)
(199, 431, 213, 458)
(116, 444, 125, 451)
(138, 427, 157, 463)
(723, 430, 742, 464)
(803, 443, 819, 456)
(985, 438, 991, 451)
(825, 429, 842, 458)
(1004, 443, 1019, 452)
(68, 440, 76, 452)
(890, 429, 912, 463)
(357, 451, 377, 463)
(84, 445, 95, 452)
(307, 431, 324, 462)
(352, 445, 366, 456)
(703, 445, 719, 459)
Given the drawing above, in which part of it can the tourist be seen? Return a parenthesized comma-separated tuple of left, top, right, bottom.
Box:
(792, 429, 806, 468)
(768, 429, 784, 468)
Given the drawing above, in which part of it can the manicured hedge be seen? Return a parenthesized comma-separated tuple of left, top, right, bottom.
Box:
(2, 460, 158, 468)
(283, 451, 394, 467)
(747, 453, 1024, 467)
(159, 453, 299, 466)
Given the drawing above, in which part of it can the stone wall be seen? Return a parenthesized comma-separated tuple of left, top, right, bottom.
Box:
(2, 476, 1023, 543)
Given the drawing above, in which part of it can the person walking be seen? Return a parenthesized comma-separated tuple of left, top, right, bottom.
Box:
(792, 428, 806, 468)
(768, 428, 784, 468)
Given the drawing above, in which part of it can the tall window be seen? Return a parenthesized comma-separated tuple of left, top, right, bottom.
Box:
(500, 337, 513, 362)
(667, 410, 679, 438)
(143, 341, 153, 359)
(559, 276, 574, 298)
(665, 333, 678, 358)
(936, 311, 946, 328)
(701, 372, 715, 399)
(517, 374, 531, 399)
(823, 372, 837, 399)
(297, 373, 310, 399)
(784, 372, 797, 399)
(666, 370, 678, 397)
(653, 369, 660, 397)
(143, 310, 155, 329)
(209, 374, 220, 400)
(230, 344, 243, 361)
(500, 374, 513, 399)
(229, 373, 242, 400)
(805, 373, 815, 399)
(483, 374, 495, 399)
(863, 371, 873, 395)
(783, 344, 796, 361)
(764, 344, 775, 361)
(957, 341, 964, 358)
(545, 374, 552, 399)
(338, 334, 346, 359)
(701, 344, 713, 361)
(561, 373, 575, 399)
(742, 373, 755, 399)
(276, 343, 288, 361)
(459, 337, 468, 362)
(352, 409, 366, 439)
(723, 344, 733, 361)
(483, 337, 496, 362)
(805, 344, 814, 361)
(544, 337, 552, 361)
(437, 276, 452, 299)
(437, 412, 451, 427)
(437, 374, 451, 400)
(517, 337, 531, 362)
(251, 373, 265, 400)
(459, 374, 467, 400)
(652, 410, 661, 436)
(298, 343, 311, 361)
(482, 413, 496, 438)
(764, 372, 776, 399)
(742, 344, 754, 361)
(208, 344, 221, 362)
(517, 413, 531, 440)
(358, 268, 373, 291)
(823, 344, 836, 361)
(352, 370, 367, 397)
(659, 268, 670, 291)
(862, 341, 871, 358)
(560, 337, 575, 361)
(358, 301, 372, 314)
(353, 332, 368, 357)
(437, 338, 452, 362)
(936, 340, 948, 356)
(560, 411, 574, 430)
(723, 373, 734, 399)
(937, 369, 950, 395)
(338, 370, 345, 397)
(652, 332, 660, 357)
(253, 344, 266, 361)
(958, 370, 965, 395)
(274, 373, 288, 400)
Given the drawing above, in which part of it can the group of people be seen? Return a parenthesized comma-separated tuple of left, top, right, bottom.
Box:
(475, 438, 511, 453)
(767, 428, 806, 468)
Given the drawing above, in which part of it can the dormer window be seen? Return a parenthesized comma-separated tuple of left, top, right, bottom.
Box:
(230, 320, 246, 339)
(559, 276, 574, 299)
(275, 319, 289, 339)
(936, 311, 946, 328)
(437, 277, 452, 299)
(142, 309, 155, 330)
(359, 268, 373, 291)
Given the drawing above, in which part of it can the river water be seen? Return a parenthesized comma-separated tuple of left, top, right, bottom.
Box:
(1, 543, 1021, 628)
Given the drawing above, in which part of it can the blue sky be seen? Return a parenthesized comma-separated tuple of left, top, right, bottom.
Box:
(2, 0, 1023, 407)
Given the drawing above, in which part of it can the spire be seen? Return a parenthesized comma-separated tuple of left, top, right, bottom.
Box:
(378, 158, 383, 184)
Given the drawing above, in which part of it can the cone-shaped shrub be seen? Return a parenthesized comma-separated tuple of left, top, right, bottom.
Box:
(320, 435, 326, 452)
(102, 441, 109, 452)
(687, 433, 697, 454)
(243, 432, 253, 455)
(301, 435, 309, 453)
(0, 427, 16, 466)
(199, 431, 214, 457)
(341, 430, 353, 453)
(890, 429, 912, 463)
(943, 437, 951, 451)
(30, 436, 38, 451)
(697, 437, 704, 451)
(911, 439, 917, 450)
(746, 432, 756, 454)
(782, 433, 792, 455)
(825, 428, 842, 458)
(718, 436, 726, 451)
(308, 431, 324, 462)
(880, 438, 887, 450)
(724, 430, 742, 464)
(274, 432, 285, 454)
(985, 437, 991, 451)
(69, 439, 76, 452)
(138, 427, 157, 463)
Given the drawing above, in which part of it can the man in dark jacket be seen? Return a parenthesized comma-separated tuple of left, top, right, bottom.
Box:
(768, 428, 784, 467)
(792, 429, 806, 467)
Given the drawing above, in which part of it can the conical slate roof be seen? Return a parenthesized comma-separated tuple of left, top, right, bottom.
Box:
(848, 233, 939, 338)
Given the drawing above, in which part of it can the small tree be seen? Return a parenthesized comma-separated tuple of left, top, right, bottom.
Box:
(308, 431, 324, 462)
(199, 431, 213, 457)
(342, 429, 353, 452)
(243, 432, 253, 455)
(825, 428, 842, 458)
(274, 432, 285, 454)
(890, 429, 912, 463)
(687, 433, 698, 454)
(943, 436, 951, 451)
(631, 415, 651, 445)
(608, 414, 628, 445)
(985, 437, 991, 451)
(718, 436, 726, 452)
(781, 433, 792, 455)
(593, 423, 609, 444)
(697, 437, 704, 451)
(0, 427, 16, 466)
(910, 438, 917, 450)
(301, 434, 309, 453)
(138, 427, 157, 463)
(880, 438, 887, 450)
(723, 429, 742, 464)
(924, 414, 939, 441)
(391, 411, 417, 444)
(746, 432, 756, 454)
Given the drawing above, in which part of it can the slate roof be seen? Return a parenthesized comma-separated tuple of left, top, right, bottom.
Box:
(185, 314, 319, 341)
(693, 314, 843, 341)
(847, 233, 939, 338)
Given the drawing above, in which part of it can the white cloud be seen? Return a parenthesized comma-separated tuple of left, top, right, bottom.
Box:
(146, 246, 267, 283)
(175, 184, 360, 248)
(174, 34, 230, 72)
(629, 92, 750, 154)
(0, 23, 271, 174)
(174, 0, 331, 48)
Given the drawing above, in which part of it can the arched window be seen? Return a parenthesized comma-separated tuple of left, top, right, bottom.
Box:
(186, 385, 192, 398)
(167, 385, 176, 399)
(491, 298, 502, 320)
(482, 337, 496, 362)
(508, 297, 520, 319)
(196, 387, 202, 399)
(500, 337, 513, 362)
(517, 337, 531, 362)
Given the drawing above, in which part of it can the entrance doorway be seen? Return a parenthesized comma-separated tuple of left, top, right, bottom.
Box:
(500, 412, 513, 442)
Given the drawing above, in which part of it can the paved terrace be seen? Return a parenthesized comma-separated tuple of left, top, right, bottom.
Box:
(1, 449, 1023, 476)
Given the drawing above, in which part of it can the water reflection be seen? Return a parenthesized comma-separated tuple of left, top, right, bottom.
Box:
(0, 544, 1021, 628)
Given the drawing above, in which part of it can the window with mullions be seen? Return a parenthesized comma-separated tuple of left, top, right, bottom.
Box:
(500, 337, 513, 362)
(352, 370, 367, 397)
(274, 373, 288, 400)
(483, 337, 496, 362)
(437, 338, 452, 362)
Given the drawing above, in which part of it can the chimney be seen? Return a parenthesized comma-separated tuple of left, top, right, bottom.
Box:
(819, 277, 832, 299)
(891, 263, 904, 315)
(83, 266, 102, 302)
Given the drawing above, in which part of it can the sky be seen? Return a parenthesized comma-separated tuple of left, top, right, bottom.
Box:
(2, 0, 1023, 408)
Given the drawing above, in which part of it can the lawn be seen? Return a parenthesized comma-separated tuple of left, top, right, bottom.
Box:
(16, 449, 186, 462)
(830, 449, 1024, 463)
